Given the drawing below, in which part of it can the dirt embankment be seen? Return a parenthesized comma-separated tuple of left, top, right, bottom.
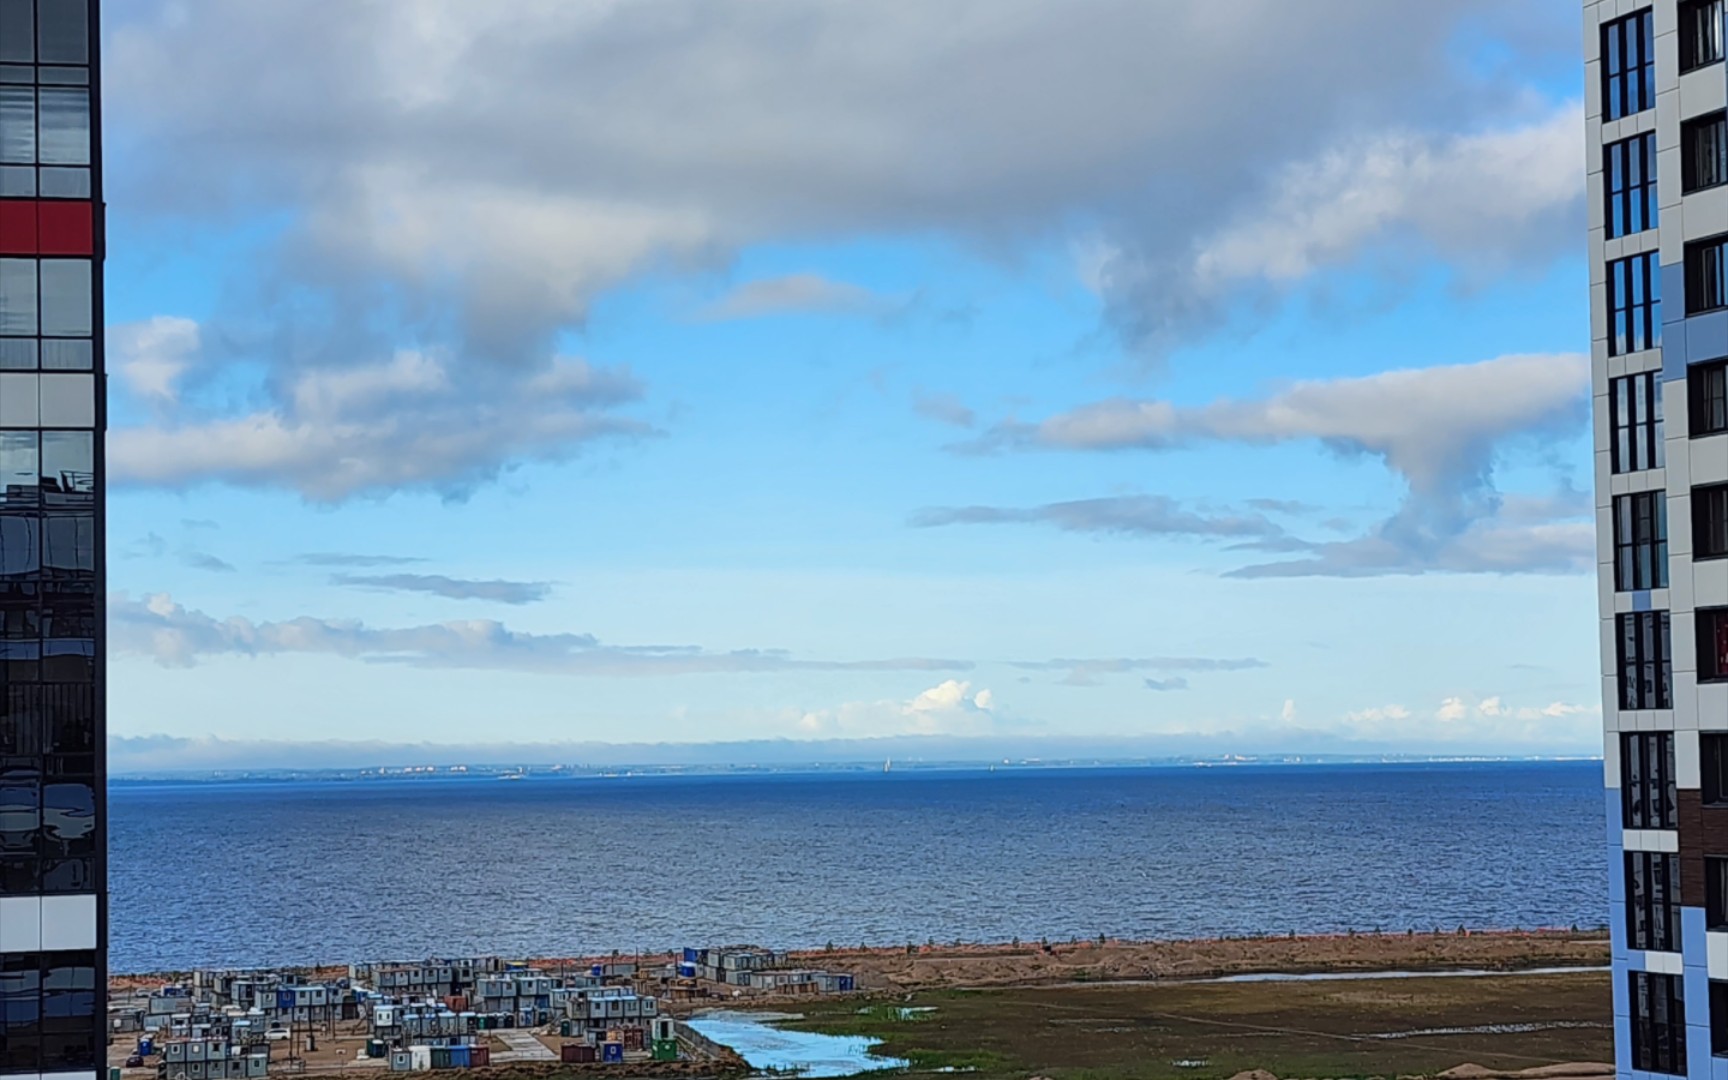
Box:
(790, 929, 1608, 992)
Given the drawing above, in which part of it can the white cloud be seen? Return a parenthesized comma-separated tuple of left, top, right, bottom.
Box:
(95, 2, 1580, 496)
(109, 350, 649, 501)
(108, 592, 973, 676)
(1187, 103, 1584, 294)
(955, 354, 1591, 577)
(1333, 696, 1597, 745)
(796, 679, 1001, 738)
(111, 316, 202, 408)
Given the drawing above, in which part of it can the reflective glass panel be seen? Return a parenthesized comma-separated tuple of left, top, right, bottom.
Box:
(36, 87, 88, 165)
(0, 84, 34, 163)
(39, 856, 90, 892)
(0, 163, 33, 194)
(0, 0, 33, 63)
(37, 165, 88, 197)
(36, 0, 89, 65)
(37, 261, 89, 337)
(0, 258, 36, 335)
(0, 338, 36, 369)
(0, 430, 38, 499)
(39, 339, 89, 370)
(40, 431, 90, 497)
(40, 779, 93, 854)
(0, 515, 41, 577)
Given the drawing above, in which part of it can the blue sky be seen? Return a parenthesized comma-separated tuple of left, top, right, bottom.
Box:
(94, 0, 1602, 769)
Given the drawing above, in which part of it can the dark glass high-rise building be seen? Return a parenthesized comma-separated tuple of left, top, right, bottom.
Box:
(0, 1, 105, 1079)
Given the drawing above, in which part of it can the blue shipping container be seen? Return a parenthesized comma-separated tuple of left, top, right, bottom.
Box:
(681, 948, 698, 964)
(449, 1046, 470, 1069)
(602, 1043, 624, 1064)
(590, 965, 604, 978)
(676, 964, 696, 978)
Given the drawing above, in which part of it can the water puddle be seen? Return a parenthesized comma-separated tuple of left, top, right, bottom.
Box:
(688, 1010, 909, 1078)
(1366, 1020, 1609, 1040)
(1205, 965, 1609, 984)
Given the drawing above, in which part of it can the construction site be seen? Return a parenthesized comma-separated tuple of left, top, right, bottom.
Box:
(104, 946, 866, 1080)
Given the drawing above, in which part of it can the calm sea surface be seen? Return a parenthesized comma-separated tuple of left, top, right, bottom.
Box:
(108, 762, 1606, 974)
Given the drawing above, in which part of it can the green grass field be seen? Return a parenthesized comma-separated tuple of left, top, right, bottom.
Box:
(779, 970, 1611, 1080)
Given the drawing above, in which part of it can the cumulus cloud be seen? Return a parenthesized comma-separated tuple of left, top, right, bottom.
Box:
(956, 354, 1591, 576)
(698, 273, 886, 321)
(108, 349, 651, 501)
(109, 593, 971, 676)
(1332, 695, 1596, 744)
(795, 679, 1002, 738)
(96, 2, 1580, 496)
(330, 573, 553, 605)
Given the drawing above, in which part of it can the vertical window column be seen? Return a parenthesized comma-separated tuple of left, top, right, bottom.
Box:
(1608, 252, 1663, 356)
(1608, 132, 1660, 238)
(1612, 372, 1666, 473)
(1632, 971, 1688, 1074)
(1619, 611, 1674, 710)
(1604, 9, 1658, 121)
(1615, 491, 1670, 590)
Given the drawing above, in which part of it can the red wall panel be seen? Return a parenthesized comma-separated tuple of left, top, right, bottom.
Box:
(0, 200, 96, 256)
(38, 201, 94, 256)
(0, 200, 39, 255)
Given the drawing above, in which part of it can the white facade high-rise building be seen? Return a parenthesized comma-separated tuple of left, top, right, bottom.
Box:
(1587, 1, 1728, 1077)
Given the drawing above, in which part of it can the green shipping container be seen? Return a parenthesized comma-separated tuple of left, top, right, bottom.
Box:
(559, 1021, 571, 1037)
(431, 1048, 452, 1070)
(652, 1040, 678, 1062)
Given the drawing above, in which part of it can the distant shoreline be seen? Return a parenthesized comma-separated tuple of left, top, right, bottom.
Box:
(108, 756, 1603, 786)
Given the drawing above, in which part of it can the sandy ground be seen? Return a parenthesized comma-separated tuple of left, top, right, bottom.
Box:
(111, 930, 1607, 998)
(756, 929, 1608, 993)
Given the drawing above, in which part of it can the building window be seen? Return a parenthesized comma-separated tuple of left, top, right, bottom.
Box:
(1683, 0, 1727, 72)
(1690, 235, 1728, 315)
(1608, 132, 1660, 237)
(1694, 359, 1728, 439)
(1706, 735, 1728, 806)
(1715, 982, 1728, 1058)
(1619, 610, 1674, 710)
(0, 950, 98, 1071)
(1633, 971, 1688, 1074)
(1609, 252, 1662, 355)
(1611, 372, 1666, 473)
(1711, 858, 1728, 930)
(1615, 491, 1670, 589)
(1604, 10, 1657, 121)
(1628, 851, 1683, 951)
(1625, 732, 1679, 827)
(1701, 608, 1728, 683)
(1699, 484, 1728, 560)
(1685, 112, 1728, 194)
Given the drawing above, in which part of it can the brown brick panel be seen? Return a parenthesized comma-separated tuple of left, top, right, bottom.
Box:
(1677, 790, 1728, 907)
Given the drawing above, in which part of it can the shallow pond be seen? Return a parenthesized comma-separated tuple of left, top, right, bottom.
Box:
(687, 1010, 908, 1078)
